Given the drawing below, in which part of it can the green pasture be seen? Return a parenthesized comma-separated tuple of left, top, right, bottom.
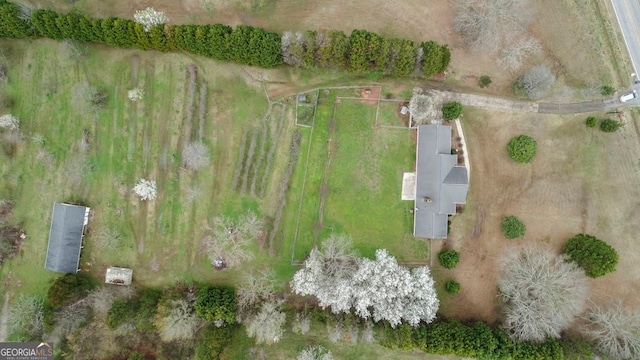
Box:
(284, 89, 428, 262)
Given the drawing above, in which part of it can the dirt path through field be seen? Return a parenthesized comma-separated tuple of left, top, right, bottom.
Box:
(0, 293, 10, 342)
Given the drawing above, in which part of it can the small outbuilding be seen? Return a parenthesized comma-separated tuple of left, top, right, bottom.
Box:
(105, 267, 133, 286)
(45, 203, 90, 273)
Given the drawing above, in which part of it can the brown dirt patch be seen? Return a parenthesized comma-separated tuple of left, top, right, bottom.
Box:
(442, 108, 640, 324)
(360, 87, 380, 105)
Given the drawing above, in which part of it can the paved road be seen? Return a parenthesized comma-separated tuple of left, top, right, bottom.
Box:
(610, 0, 640, 77)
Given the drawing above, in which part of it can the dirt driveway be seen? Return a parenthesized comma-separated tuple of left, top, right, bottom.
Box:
(441, 109, 640, 322)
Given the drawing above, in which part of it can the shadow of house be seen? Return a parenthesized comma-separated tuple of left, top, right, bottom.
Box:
(414, 125, 468, 239)
(44, 203, 90, 273)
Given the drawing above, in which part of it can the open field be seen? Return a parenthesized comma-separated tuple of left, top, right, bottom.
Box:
(282, 89, 427, 262)
(439, 107, 640, 322)
(0, 38, 305, 296)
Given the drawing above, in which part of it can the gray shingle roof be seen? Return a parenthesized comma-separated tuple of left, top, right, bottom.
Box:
(414, 125, 469, 239)
(45, 203, 89, 273)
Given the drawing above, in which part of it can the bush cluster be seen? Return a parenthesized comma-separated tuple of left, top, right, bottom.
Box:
(382, 319, 583, 360)
(585, 116, 597, 128)
(599, 118, 620, 132)
(47, 274, 93, 308)
(442, 101, 463, 120)
(507, 135, 537, 163)
(438, 249, 460, 269)
(195, 326, 234, 360)
(444, 280, 461, 294)
(0, 0, 450, 78)
(563, 234, 619, 278)
(195, 286, 236, 324)
(501, 215, 526, 239)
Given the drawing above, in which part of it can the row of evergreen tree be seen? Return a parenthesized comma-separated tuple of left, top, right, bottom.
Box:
(0, 0, 449, 76)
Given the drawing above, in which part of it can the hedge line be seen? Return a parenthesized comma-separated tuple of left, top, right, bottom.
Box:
(0, 0, 449, 77)
(382, 319, 589, 360)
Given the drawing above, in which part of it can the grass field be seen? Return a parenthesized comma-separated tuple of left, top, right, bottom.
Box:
(282, 89, 428, 262)
(0, 39, 303, 298)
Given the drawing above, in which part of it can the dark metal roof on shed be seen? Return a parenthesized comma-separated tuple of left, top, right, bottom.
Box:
(45, 203, 89, 273)
(414, 125, 468, 239)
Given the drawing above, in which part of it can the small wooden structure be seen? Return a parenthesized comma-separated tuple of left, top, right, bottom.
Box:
(105, 267, 133, 286)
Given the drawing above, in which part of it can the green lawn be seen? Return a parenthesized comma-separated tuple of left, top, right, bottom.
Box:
(284, 90, 428, 262)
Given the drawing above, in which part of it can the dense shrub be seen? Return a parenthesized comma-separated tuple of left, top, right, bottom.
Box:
(442, 101, 463, 120)
(585, 116, 597, 128)
(478, 75, 492, 88)
(600, 85, 615, 96)
(135, 288, 161, 330)
(127, 353, 145, 360)
(195, 325, 234, 360)
(444, 280, 461, 294)
(507, 135, 537, 163)
(384, 318, 567, 360)
(0, 0, 36, 38)
(195, 286, 236, 324)
(47, 274, 93, 308)
(438, 249, 460, 269)
(599, 118, 620, 132)
(107, 297, 139, 330)
(563, 234, 618, 278)
(501, 215, 526, 239)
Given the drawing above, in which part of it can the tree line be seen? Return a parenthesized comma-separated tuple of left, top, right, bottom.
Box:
(0, 0, 450, 77)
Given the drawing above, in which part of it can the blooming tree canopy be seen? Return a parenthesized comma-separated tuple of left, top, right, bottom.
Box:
(133, 7, 169, 32)
(133, 179, 157, 201)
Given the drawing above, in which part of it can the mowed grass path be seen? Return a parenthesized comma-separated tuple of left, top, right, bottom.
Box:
(0, 39, 297, 294)
(284, 90, 427, 261)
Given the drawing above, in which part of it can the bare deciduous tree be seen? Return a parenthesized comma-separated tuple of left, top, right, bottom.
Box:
(182, 141, 210, 171)
(51, 302, 89, 339)
(581, 301, 640, 360)
(298, 345, 333, 360)
(361, 320, 375, 343)
(59, 40, 89, 60)
(408, 94, 436, 126)
(8, 295, 44, 339)
(133, 7, 169, 32)
(291, 311, 311, 335)
(454, 0, 532, 53)
(85, 286, 134, 319)
(155, 299, 200, 342)
(245, 300, 286, 344)
(513, 65, 556, 100)
(499, 36, 541, 71)
(237, 269, 276, 311)
(203, 210, 264, 268)
(498, 244, 589, 343)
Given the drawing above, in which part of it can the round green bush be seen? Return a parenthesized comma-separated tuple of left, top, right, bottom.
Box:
(195, 286, 236, 324)
(600, 85, 615, 96)
(563, 234, 619, 278)
(478, 75, 492, 88)
(445, 280, 461, 294)
(585, 116, 597, 128)
(501, 216, 526, 239)
(438, 249, 460, 269)
(600, 118, 620, 132)
(507, 135, 537, 163)
(442, 101, 464, 120)
(128, 352, 146, 360)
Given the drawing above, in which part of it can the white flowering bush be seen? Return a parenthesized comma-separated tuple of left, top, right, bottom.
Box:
(133, 179, 157, 200)
(133, 7, 169, 32)
(0, 114, 20, 131)
(127, 88, 144, 102)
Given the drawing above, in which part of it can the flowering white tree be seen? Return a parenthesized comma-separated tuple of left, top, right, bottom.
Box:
(127, 87, 144, 102)
(133, 7, 169, 32)
(352, 249, 439, 328)
(290, 234, 358, 314)
(0, 114, 20, 131)
(182, 141, 210, 171)
(245, 300, 286, 344)
(133, 179, 157, 201)
(498, 244, 589, 342)
(291, 239, 439, 328)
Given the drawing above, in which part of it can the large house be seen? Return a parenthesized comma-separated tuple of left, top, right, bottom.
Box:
(45, 202, 90, 273)
(412, 125, 468, 239)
